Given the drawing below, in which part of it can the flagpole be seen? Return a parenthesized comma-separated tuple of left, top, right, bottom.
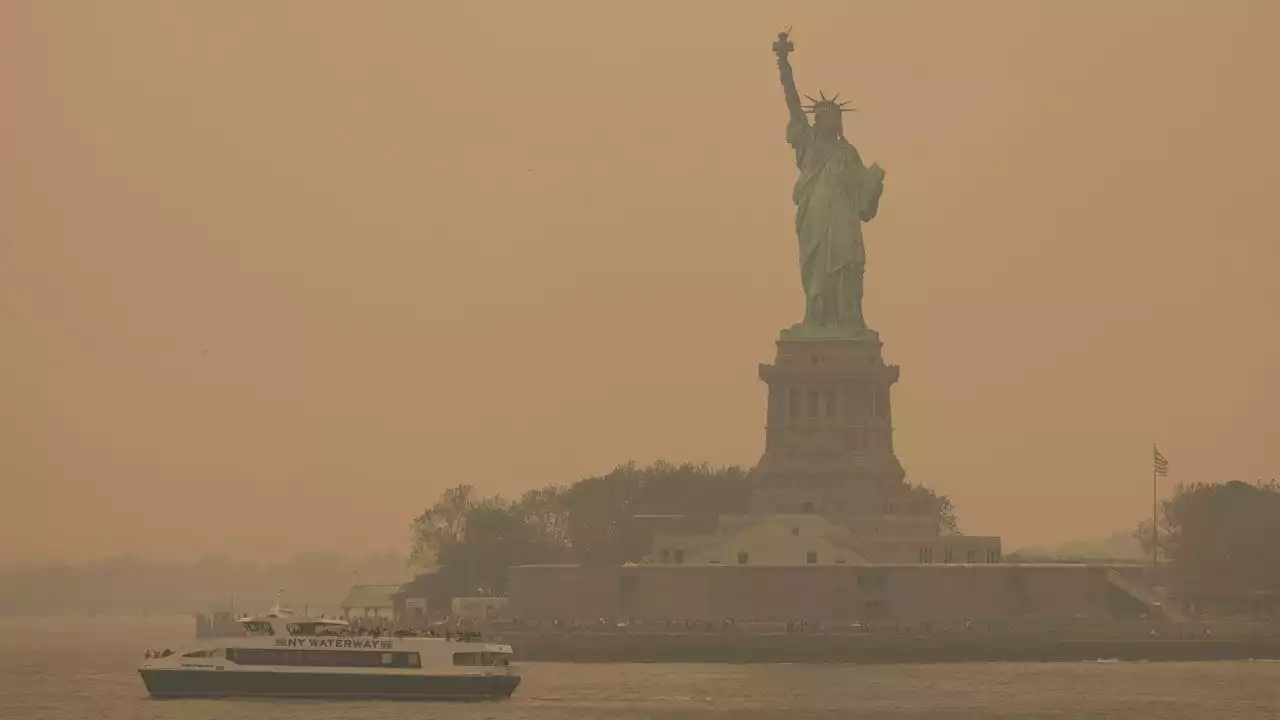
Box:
(1152, 442, 1158, 573)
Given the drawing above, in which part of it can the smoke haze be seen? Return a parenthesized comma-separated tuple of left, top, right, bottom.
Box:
(3, 1, 1278, 563)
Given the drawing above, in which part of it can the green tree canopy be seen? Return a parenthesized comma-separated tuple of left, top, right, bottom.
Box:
(409, 462, 961, 598)
(1136, 480, 1280, 597)
(903, 482, 959, 535)
(409, 485, 571, 596)
(562, 461, 753, 565)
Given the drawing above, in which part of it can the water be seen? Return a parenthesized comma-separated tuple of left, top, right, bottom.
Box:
(2, 617, 1278, 719)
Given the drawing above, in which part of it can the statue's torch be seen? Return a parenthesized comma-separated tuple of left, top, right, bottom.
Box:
(773, 26, 794, 56)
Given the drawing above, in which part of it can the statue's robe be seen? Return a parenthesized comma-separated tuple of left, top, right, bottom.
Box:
(788, 116, 885, 328)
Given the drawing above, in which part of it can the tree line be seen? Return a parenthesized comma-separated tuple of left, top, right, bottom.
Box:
(408, 461, 957, 599)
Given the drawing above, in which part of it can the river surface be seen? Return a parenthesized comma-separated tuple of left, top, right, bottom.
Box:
(2, 616, 1278, 719)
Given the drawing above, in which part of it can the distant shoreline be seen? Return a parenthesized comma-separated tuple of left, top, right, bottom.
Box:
(498, 633, 1280, 664)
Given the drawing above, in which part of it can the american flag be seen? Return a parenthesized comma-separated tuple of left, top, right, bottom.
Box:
(1154, 445, 1169, 477)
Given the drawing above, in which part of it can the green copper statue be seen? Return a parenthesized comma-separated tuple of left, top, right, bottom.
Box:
(774, 30, 886, 334)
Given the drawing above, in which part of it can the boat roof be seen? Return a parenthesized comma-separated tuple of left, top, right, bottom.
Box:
(237, 609, 348, 626)
(237, 616, 349, 625)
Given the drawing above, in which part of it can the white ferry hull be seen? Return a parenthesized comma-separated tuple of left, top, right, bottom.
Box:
(139, 668, 520, 700)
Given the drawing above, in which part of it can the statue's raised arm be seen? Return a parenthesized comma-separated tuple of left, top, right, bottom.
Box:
(773, 29, 807, 126)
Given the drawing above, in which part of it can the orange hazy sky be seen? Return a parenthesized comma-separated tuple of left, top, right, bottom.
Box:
(3, 1, 1278, 563)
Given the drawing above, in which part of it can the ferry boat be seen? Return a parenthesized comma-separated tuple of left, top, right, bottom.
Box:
(139, 606, 519, 700)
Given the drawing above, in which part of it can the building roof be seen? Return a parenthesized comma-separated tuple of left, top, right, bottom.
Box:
(339, 584, 400, 610)
(392, 568, 442, 599)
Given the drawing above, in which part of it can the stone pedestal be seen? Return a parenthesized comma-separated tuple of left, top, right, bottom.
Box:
(753, 328, 908, 523)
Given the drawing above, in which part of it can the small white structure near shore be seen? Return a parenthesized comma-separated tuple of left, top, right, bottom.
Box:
(452, 596, 509, 622)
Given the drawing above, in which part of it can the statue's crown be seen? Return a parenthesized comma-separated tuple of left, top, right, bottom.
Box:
(803, 90, 855, 115)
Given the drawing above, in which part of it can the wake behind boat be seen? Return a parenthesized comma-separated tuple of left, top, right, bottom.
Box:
(139, 606, 519, 701)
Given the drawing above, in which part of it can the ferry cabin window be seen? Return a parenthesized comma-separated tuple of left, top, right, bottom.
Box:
(287, 622, 345, 636)
(453, 651, 511, 666)
(227, 649, 421, 668)
(241, 621, 275, 636)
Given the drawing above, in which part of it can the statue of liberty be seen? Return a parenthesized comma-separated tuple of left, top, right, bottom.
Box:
(773, 30, 886, 333)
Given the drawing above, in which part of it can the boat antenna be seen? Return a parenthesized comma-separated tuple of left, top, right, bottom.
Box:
(269, 587, 292, 617)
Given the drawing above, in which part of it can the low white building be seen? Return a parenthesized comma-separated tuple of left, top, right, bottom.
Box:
(451, 596, 509, 622)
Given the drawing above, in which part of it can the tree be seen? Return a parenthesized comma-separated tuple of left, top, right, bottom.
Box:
(408, 485, 479, 565)
(434, 501, 564, 595)
(903, 482, 959, 535)
(515, 485, 572, 550)
(409, 485, 571, 597)
(1136, 480, 1280, 598)
(561, 462, 753, 564)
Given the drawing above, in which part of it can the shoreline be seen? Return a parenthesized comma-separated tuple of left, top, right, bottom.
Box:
(497, 633, 1280, 664)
